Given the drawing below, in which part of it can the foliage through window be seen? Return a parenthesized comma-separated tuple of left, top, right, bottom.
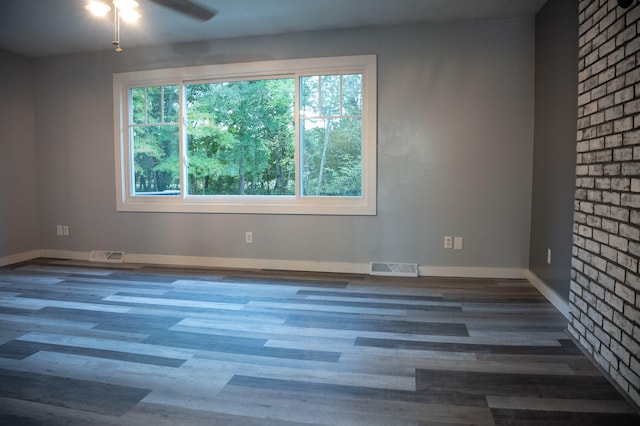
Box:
(185, 79, 295, 196)
(300, 74, 363, 196)
(114, 56, 376, 214)
(131, 85, 180, 195)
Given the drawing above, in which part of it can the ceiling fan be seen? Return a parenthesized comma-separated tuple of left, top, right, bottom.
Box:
(86, 0, 218, 52)
(149, 0, 218, 22)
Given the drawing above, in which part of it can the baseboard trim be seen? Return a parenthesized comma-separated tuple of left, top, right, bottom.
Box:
(0, 250, 41, 267)
(39, 249, 89, 262)
(419, 266, 525, 279)
(126, 253, 370, 275)
(38, 250, 369, 274)
(524, 269, 570, 319)
(37, 249, 528, 279)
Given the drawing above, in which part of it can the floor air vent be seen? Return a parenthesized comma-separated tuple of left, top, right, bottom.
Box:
(370, 262, 418, 277)
(89, 250, 125, 263)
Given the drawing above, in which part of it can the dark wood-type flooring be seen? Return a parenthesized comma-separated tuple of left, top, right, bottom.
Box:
(0, 258, 638, 425)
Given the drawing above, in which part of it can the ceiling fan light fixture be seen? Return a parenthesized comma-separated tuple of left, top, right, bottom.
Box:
(85, 0, 141, 52)
(85, 1, 111, 17)
(119, 9, 142, 23)
(86, 0, 217, 52)
(113, 0, 139, 11)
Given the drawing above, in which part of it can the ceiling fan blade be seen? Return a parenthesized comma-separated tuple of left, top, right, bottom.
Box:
(149, 0, 218, 21)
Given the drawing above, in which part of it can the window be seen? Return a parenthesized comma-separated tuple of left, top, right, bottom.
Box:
(185, 78, 295, 197)
(114, 55, 376, 214)
(130, 85, 180, 195)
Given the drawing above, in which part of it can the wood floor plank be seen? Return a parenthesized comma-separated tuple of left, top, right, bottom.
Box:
(206, 361, 417, 392)
(247, 299, 413, 316)
(410, 356, 576, 376)
(416, 369, 627, 399)
(486, 395, 637, 413)
(354, 336, 582, 356)
(2, 296, 132, 313)
(0, 367, 150, 416)
(0, 339, 187, 367)
(477, 352, 604, 376)
(103, 294, 247, 311)
(130, 401, 319, 426)
(143, 329, 342, 362)
(16, 331, 193, 359)
(217, 382, 496, 425)
(296, 289, 446, 302)
(490, 408, 640, 426)
(0, 311, 98, 329)
(284, 313, 469, 336)
(1, 351, 234, 405)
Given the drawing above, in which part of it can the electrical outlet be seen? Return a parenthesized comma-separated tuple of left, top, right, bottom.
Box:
(454, 236, 463, 250)
(245, 231, 253, 244)
(63, 225, 69, 236)
(547, 248, 552, 264)
(56, 225, 63, 236)
(444, 236, 453, 249)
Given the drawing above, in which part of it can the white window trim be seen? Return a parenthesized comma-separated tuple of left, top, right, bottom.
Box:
(113, 55, 377, 215)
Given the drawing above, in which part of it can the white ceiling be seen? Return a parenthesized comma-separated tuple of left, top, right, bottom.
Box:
(0, 0, 548, 58)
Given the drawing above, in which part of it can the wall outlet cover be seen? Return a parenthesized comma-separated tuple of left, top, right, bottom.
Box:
(444, 236, 453, 249)
(454, 237, 463, 250)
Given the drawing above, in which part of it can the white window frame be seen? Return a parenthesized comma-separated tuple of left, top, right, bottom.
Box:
(113, 55, 377, 215)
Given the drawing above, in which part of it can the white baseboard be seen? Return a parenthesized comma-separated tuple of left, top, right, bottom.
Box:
(126, 253, 370, 274)
(37, 249, 527, 279)
(39, 249, 90, 262)
(524, 269, 570, 319)
(0, 250, 41, 267)
(419, 266, 526, 279)
(38, 250, 369, 274)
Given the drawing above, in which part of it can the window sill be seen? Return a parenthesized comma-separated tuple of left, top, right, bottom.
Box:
(117, 196, 376, 215)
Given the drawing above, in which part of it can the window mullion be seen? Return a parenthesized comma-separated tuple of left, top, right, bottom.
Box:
(127, 101, 134, 198)
(179, 82, 187, 199)
(295, 74, 302, 198)
(339, 75, 344, 116)
(144, 87, 148, 124)
(160, 86, 165, 123)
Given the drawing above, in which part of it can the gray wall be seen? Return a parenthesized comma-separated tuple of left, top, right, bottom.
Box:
(529, 0, 578, 299)
(0, 50, 40, 259)
(29, 18, 535, 272)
